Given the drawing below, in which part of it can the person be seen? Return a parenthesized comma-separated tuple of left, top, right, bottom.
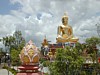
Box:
(56, 13, 79, 43)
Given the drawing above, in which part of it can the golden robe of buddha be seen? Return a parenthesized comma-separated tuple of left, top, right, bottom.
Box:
(56, 13, 79, 43)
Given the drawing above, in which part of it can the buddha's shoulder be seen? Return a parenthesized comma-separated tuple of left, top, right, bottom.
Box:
(67, 25, 72, 28)
(59, 25, 65, 27)
(58, 24, 72, 28)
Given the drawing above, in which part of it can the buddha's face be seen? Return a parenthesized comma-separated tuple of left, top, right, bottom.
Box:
(62, 17, 68, 25)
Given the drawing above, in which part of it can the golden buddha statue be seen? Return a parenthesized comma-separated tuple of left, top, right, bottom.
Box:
(56, 13, 79, 43)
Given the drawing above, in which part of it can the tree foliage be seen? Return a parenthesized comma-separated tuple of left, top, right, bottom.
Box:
(85, 36, 100, 56)
(11, 49, 20, 66)
(0, 48, 6, 58)
(2, 31, 25, 65)
(85, 36, 100, 45)
(85, 36, 100, 71)
(49, 47, 84, 75)
(10, 31, 25, 65)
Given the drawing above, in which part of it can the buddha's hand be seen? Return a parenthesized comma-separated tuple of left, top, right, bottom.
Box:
(62, 34, 68, 38)
(57, 35, 62, 38)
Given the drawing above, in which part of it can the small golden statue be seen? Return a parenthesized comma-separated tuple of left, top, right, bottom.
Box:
(56, 13, 79, 43)
(41, 36, 49, 47)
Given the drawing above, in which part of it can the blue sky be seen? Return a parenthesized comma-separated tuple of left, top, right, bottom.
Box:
(0, 0, 100, 47)
(0, 0, 20, 15)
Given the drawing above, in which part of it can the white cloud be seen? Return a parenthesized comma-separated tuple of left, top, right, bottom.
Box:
(35, 32, 44, 36)
(0, 0, 100, 46)
(74, 16, 100, 43)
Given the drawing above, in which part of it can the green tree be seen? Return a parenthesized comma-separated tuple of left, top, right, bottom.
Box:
(85, 36, 100, 75)
(85, 36, 100, 45)
(10, 31, 25, 66)
(2, 31, 25, 52)
(49, 46, 84, 75)
(0, 48, 6, 59)
(1, 31, 25, 66)
(75, 42, 86, 55)
(85, 36, 100, 58)
(11, 49, 21, 66)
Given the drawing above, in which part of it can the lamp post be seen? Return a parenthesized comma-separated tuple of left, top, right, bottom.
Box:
(96, 23, 100, 37)
(0, 48, 3, 64)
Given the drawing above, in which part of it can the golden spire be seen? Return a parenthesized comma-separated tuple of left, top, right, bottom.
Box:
(62, 12, 68, 19)
(45, 35, 46, 39)
(42, 35, 48, 46)
(64, 12, 67, 16)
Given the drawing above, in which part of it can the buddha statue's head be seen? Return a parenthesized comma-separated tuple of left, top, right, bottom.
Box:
(62, 13, 68, 25)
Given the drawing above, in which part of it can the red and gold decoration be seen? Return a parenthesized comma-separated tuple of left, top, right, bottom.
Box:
(17, 40, 40, 75)
(19, 40, 39, 65)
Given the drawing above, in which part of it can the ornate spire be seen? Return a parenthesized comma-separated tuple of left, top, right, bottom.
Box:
(28, 40, 33, 44)
(42, 35, 49, 46)
(45, 35, 46, 39)
(62, 12, 68, 19)
(64, 12, 67, 16)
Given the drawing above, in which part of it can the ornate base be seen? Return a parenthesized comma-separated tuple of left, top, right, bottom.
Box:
(17, 65, 39, 74)
(56, 42, 76, 48)
(18, 65, 39, 70)
(56, 37, 79, 43)
(17, 64, 45, 75)
(17, 72, 42, 75)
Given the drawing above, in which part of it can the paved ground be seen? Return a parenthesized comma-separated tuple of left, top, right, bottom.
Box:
(0, 63, 13, 75)
(0, 64, 4, 69)
(0, 69, 13, 75)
